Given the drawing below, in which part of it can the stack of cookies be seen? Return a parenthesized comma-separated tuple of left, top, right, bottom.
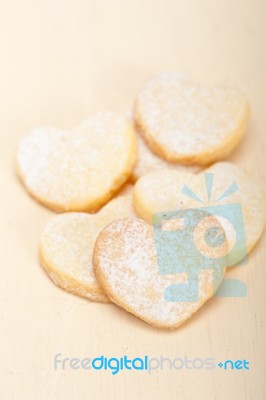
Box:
(16, 73, 266, 328)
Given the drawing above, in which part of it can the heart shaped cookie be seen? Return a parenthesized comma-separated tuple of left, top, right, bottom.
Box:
(93, 217, 227, 328)
(17, 112, 137, 212)
(39, 189, 135, 302)
(133, 162, 266, 261)
(134, 73, 249, 165)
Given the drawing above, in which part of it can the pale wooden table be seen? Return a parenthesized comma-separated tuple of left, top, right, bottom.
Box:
(0, 1, 265, 399)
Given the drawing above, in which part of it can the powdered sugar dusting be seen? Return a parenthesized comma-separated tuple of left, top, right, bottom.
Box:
(95, 218, 224, 327)
(17, 112, 136, 211)
(135, 72, 248, 161)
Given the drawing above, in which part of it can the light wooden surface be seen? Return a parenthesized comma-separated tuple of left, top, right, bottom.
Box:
(0, 1, 265, 399)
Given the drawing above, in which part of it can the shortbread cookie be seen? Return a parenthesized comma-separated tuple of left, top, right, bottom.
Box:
(39, 190, 135, 302)
(16, 112, 137, 212)
(133, 162, 266, 261)
(134, 73, 249, 165)
(93, 217, 227, 328)
(132, 132, 200, 181)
